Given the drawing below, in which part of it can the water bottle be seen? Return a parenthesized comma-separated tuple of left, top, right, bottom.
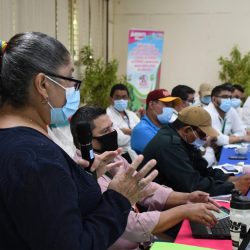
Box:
(230, 190, 250, 250)
(238, 224, 250, 250)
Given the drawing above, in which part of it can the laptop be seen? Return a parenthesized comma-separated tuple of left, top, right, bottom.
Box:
(190, 206, 231, 239)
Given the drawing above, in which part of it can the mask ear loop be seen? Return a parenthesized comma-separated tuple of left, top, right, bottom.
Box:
(47, 100, 54, 110)
(190, 126, 199, 139)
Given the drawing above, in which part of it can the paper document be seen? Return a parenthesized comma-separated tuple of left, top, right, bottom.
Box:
(212, 163, 242, 174)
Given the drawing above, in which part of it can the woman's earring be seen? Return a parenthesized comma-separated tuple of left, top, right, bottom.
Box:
(41, 97, 48, 104)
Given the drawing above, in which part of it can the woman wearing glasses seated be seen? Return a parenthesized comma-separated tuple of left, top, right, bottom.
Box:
(0, 32, 158, 250)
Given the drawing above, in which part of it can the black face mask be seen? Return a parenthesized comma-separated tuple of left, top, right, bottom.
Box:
(93, 130, 118, 153)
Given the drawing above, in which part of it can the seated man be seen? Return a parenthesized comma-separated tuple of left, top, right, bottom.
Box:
(131, 89, 181, 154)
(107, 83, 139, 162)
(232, 84, 245, 111)
(195, 83, 213, 107)
(171, 84, 195, 111)
(243, 96, 250, 129)
(70, 105, 219, 249)
(204, 84, 250, 146)
(142, 106, 250, 196)
(231, 84, 245, 125)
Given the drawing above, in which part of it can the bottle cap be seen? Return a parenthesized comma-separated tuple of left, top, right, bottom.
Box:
(230, 189, 250, 210)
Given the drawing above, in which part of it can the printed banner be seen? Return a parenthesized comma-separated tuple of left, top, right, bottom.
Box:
(127, 29, 164, 110)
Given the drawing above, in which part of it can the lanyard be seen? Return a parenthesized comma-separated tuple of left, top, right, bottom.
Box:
(219, 117, 227, 134)
(114, 107, 131, 129)
(123, 112, 131, 129)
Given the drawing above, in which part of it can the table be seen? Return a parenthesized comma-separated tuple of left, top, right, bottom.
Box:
(175, 201, 232, 250)
(175, 146, 250, 249)
(219, 146, 250, 165)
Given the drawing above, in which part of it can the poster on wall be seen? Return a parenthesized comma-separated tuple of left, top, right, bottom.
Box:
(127, 29, 164, 111)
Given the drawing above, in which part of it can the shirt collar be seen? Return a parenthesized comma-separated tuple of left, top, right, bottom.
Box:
(142, 115, 160, 131)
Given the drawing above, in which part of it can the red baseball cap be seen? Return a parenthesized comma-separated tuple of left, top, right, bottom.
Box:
(146, 89, 182, 106)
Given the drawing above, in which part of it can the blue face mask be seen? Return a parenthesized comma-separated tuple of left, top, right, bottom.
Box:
(191, 138, 206, 149)
(46, 75, 80, 125)
(50, 88, 80, 125)
(231, 98, 242, 109)
(200, 96, 211, 105)
(157, 107, 175, 125)
(114, 99, 128, 112)
(190, 128, 206, 149)
(219, 98, 232, 113)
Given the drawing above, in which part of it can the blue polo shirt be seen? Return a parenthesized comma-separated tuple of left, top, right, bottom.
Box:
(131, 115, 160, 154)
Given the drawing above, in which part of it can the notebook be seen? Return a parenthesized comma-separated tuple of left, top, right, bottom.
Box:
(190, 206, 231, 239)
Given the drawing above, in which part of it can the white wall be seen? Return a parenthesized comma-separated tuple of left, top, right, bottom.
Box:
(0, 0, 56, 40)
(111, 0, 250, 92)
(2, 0, 250, 92)
(0, 0, 107, 78)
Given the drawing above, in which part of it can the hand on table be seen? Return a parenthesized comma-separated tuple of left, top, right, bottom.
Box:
(187, 191, 220, 207)
(232, 174, 250, 195)
(243, 135, 250, 142)
(205, 136, 218, 147)
(185, 203, 219, 227)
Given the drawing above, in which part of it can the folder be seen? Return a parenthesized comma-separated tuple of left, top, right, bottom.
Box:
(150, 242, 214, 250)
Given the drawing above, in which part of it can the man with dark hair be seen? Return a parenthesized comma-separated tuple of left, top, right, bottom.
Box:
(142, 106, 250, 196)
(205, 84, 250, 145)
(171, 85, 195, 110)
(232, 84, 245, 99)
(242, 95, 250, 128)
(107, 83, 140, 162)
(221, 82, 234, 90)
(109, 83, 129, 96)
(131, 89, 181, 153)
(70, 106, 106, 150)
(230, 84, 245, 128)
(231, 84, 245, 110)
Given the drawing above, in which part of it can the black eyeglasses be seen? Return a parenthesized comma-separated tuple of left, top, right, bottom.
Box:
(190, 126, 207, 139)
(184, 99, 195, 105)
(45, 73, 82, 90)
(215, 95, 232, 99)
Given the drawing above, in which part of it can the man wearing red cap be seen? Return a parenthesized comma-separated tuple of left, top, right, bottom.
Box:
(131, 89, 181, 153)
